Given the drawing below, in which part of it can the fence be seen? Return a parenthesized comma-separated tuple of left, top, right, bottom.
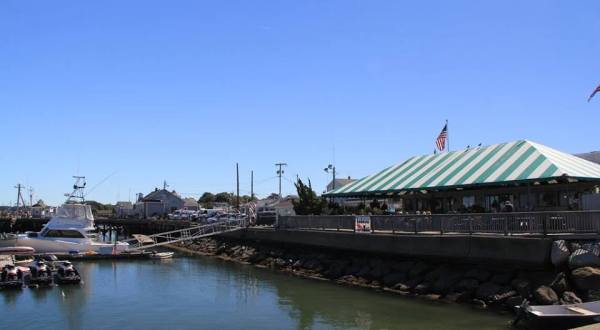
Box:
(276, 211, 600, 236)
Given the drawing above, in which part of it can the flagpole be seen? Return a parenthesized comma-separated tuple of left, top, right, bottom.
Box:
(446, 119, 449, 152)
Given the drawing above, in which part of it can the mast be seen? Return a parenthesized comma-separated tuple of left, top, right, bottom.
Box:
(65, 176, 86, 204)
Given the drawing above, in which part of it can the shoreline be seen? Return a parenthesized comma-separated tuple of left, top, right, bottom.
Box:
(165, 236, 599, 315)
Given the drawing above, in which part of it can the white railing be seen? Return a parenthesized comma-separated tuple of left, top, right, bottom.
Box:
(125, 217, 247, 250)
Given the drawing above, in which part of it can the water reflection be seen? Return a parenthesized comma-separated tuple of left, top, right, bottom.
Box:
(0, 256, 509, 330)
(1, 288, 21, 306)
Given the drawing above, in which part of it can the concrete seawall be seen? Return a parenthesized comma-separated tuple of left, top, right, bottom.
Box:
(224, 229, 554, 269)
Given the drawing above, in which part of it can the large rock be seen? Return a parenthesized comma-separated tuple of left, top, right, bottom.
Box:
(476, 282, 502, 301)
(455, 278, 480, 293)
(505, 295, 525, 309)
(409, 262, 433, 279)
(324, 261, 348, 279)
(571, 267, 600, 291)
(382, 273, 407, 287)
(356, 265, 371, 278)
(490, 272, 514, 285)
(464, 269, 491, 282)
(533, 285, 559, 305)
(584, 289, 600, 302)
(406, 278, 422, 290)
(432, 271, 462, 294)
(390, 261, 414, 273)
(568, 249, 600, 269)
(549, 273, 570, 295)
(489, 289, 517, 304)
(511, 278, 531, 298)
(551, 240, 570, 267)
(413, 282, 431, 295)
(424, 267, 444, 283)
(561, 291, 582, 305)
(392, 282, 411, 291)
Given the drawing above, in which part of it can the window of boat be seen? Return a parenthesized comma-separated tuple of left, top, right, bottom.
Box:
(44, 230, 85, 238)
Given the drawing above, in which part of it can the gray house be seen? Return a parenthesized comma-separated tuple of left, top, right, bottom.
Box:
(134, 188, 184, 218)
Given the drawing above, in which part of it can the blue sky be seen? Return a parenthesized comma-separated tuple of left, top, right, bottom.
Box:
(1, 1, 599, 205)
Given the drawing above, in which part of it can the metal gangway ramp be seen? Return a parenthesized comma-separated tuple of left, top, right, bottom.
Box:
(125, 218, 247, 251)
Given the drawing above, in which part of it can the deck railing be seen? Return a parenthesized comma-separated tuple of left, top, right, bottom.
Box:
(276, 211, 600, 235)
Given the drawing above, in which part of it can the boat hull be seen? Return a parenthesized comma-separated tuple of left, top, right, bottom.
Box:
(14, 236, 129, 254)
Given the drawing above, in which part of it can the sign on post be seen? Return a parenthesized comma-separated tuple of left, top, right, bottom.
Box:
(354, 216, 372, 233)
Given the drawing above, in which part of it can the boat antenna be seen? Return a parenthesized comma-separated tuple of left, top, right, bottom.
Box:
(65, 176, 86, 204)
(84, 171, 118, 199)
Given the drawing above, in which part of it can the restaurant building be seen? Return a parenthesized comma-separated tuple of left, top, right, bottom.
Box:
(324, 140, 600, 213)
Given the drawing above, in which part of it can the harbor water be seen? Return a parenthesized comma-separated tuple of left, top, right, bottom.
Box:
(0, 255, 511, 330)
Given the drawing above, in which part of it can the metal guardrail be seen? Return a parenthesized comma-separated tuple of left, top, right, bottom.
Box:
(277, 211, 600, 235)
(125, 217, 247, 250)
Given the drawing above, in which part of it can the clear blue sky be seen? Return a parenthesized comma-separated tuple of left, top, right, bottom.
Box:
(1, 1, 599, 205)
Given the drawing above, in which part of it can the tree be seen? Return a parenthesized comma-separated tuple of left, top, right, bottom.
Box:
(198, 192, 215, 205)
(292, 178, 326, 215)
(214, 192, 233, 204)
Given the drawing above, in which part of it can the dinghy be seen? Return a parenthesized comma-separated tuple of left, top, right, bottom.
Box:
(514, 300, 600, 328)
(149, 251, 174, 259)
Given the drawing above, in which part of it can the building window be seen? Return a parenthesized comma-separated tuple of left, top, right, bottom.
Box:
(485, 194, 514, 212)
(463, 196, 475, 208)
(538, 192, 559, 207)
(44, 230, 85, 238)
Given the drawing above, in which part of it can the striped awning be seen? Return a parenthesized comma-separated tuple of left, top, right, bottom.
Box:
(326, 140, 600, 196)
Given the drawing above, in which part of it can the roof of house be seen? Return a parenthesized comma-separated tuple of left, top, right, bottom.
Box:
(327, 178, 355, 191)
(325, 140, 600, 197)
(143, 189, 184, 202)
(183, 198, 198, 206)
(575, 151, 600, 165)
(115, 201, 133, 208)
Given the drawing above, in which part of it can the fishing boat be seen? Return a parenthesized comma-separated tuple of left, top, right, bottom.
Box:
(2, 177, 130, 254)
(514, 300, 600, 328)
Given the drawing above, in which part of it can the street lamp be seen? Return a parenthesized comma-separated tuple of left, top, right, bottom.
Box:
(324, 164, 336, 191)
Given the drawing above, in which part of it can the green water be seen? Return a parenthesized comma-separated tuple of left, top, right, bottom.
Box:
(0, 256, 511, 330)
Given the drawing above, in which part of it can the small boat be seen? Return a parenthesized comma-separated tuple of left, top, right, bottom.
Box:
(0, 264, 24, 289)
(55, 261, 81, 284)
(149, 251, 174, 259)
(0, 246, 35, 255)
(514, 300, 600, 328)
(27, 260, 53, 286)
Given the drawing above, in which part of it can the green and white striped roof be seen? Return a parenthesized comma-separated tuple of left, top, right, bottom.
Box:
(326, 140, 600, 196)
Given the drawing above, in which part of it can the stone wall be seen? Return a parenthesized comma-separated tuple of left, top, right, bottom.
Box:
(172, 236, 599, 312)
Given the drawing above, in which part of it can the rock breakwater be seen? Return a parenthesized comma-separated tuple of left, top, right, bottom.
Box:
(172, 237, 600, 312)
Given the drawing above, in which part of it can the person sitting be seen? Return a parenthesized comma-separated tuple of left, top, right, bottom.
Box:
(503, 201, 514, 212)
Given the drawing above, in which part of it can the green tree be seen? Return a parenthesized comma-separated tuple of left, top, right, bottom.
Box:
(198, 192, 215, 205)
(214, 192, 233, 204)
(292, 178, 326, 215)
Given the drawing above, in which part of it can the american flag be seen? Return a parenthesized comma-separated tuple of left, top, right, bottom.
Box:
(588, 84, 600, 102)
(436, 123, 448, 151)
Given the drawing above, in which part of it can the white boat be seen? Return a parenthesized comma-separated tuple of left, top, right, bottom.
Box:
(149, 251, 174, 259)
(6, 177, 130, 254)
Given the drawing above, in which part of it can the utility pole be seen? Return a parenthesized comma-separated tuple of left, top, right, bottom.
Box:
(324, 164, 336, 191)
(236, 163, 240, 209)
(275, 163, 287, 199)
(250, 170, 254, 200)
(28, 187, 34, 207)
(14, 184, 25, 217)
